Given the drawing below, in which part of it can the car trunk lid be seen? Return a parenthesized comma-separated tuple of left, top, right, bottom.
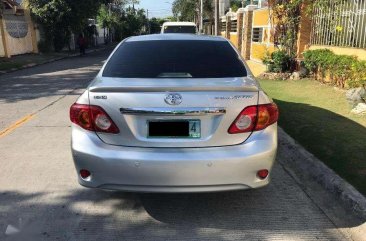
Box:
(88, 77, 259, 148)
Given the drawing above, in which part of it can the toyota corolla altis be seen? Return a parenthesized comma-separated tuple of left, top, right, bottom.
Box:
(70, 34, 278, 193)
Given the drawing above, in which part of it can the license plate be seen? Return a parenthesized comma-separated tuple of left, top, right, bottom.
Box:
(148, 120, 201, 138)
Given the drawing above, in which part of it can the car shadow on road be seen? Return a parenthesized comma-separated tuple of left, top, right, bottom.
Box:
(1, 163, 364, 240)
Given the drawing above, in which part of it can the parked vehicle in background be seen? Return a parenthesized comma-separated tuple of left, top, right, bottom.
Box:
(70, 34, 278, 193)
(161, 22, 197, 34)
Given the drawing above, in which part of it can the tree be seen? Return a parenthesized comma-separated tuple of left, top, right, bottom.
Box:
(269, 0, 303, 56)
(230, 0, 242, 12)
(172, 0, 213, 23)
(148, 17, 167, 34)
(97, 2, 147, 42)
(120, 7, 146, 37)
(28, 0, 108, 51)
(97, 4, 119, 43)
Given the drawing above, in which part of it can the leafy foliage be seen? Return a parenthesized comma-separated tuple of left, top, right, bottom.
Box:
(97, 4, 118, 30)
(263, 50, 293, 73)
(97, 4, 147, 42)
(118, 7, 147, 39)
(172, 0, 213, 23)
(230, 0, 242, 12)
(266, 0, 347, 68)
(269, 0, 303, 56)
(148, 17, 167, 34)
(37, 40, 52, 53)
(28, 0, 105, 51)
(303, 49, 366, 88)
(28, 0, 143, 51)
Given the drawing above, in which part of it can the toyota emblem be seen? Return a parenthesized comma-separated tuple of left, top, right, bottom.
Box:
(164, 93, 182, 105)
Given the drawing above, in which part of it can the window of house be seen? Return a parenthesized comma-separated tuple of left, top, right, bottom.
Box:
(252, 28, 263, 42)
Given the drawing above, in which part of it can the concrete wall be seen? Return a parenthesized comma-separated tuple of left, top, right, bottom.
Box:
(250, 7, 275, 62)
(0, 9, 37, 57)
(229, 33, 238, 49)
(0, 20, 5, 57)
(251, 42, 275, 62)
(253, 8, 270, 26)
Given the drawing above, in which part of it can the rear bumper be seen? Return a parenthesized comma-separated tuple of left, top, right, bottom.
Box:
(71, 124, 277, 193)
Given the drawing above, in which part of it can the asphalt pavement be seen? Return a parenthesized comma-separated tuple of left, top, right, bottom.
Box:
(0, 48, 363, 241)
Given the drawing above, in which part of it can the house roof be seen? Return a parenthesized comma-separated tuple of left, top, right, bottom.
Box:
(2, 0, 20, 9)
(2, 0, 24, 15)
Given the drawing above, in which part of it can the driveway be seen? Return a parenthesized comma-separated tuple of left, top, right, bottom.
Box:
(0, 48, 361, 240)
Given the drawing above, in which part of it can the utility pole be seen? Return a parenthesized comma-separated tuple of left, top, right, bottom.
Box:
(200, 0, 203, 34)
(215, 0, 220, 36)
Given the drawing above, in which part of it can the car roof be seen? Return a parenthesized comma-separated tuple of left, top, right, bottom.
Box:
(125, 34, 227, 42)
(162, 21, 196, 26)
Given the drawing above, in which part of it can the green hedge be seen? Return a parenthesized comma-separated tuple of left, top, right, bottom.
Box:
(303, 49, 366, 88)
(263, 50, 295, 73)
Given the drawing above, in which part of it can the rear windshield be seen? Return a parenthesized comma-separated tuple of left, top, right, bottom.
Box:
(163, 26, 196, 34)
(103, 40, 247, 78)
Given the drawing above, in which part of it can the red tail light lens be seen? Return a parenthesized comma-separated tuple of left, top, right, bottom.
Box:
(70, 104, 119, 134)
(228, 103, 278, 134)
(228, 106, 257, 134)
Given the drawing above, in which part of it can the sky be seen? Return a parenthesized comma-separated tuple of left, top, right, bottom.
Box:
(136, 0, 174, 18)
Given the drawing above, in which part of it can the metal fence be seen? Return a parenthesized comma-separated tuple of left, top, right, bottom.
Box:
(311, 0, 366, 48)
(231, 19, 237, 32)
(221, 21, 226, 32)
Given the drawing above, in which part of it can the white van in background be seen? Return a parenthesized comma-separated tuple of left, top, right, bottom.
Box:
(161, 22, 198, 34)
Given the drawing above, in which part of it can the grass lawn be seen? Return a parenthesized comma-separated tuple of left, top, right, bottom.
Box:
(0, 45, 111, 72)
(0, 52, 73, 71)
(0, 61, 24, 71)
(259, 79, 366, 195)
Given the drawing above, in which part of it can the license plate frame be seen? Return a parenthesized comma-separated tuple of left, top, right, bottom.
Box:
(147, 120, 201, 139)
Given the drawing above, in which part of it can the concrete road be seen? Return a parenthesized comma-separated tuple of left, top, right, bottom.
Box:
(0, 48, 362, 241)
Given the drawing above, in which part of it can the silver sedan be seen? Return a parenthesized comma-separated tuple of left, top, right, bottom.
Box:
(70, 34, 278, 192)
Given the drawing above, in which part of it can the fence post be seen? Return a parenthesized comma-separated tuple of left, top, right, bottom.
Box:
(24, 9, 39, 54)
(296, 2, 311, 59)
(225, 14, 231, 39)
(236, 8, 245, 52)
(241, 6, 255, 60)
(0, 18, 11, 58)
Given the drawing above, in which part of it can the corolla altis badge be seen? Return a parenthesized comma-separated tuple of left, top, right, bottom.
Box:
(214, 95, 254, 100)
(164, 93, 182, 105)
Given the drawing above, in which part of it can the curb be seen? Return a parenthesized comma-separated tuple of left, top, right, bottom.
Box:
(0, 45, 115, 76)
(278, 127, 366, 220)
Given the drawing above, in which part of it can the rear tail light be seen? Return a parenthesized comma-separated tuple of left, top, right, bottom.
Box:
(228, 103, 278, 134)
(70, 104, 119, 134)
